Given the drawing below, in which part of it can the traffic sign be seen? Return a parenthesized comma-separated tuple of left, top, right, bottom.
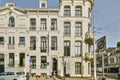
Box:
(97, 36, 106, 52)
(29, 59, 32, 63)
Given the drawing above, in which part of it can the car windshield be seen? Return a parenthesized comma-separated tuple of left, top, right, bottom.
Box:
(0, 72, 25, 76)
(16, 72, 25, 75)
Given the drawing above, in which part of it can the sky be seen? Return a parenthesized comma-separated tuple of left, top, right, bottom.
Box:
(0, 0, 120, 48)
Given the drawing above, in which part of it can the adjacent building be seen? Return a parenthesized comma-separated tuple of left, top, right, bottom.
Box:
(108, 48, 120, 72)
(0, 0, 94, 77)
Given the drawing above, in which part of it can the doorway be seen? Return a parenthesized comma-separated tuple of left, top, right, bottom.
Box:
(52, 58, 57, 74)
(0, 54, 4, 73)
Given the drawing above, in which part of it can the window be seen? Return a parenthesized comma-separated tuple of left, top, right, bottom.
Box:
(9, 16, 15, 27)
(75, 22, 82, 36)
(88, 63, 91, 74)
(116, 56, 119, 63)
(75, 62, 81, 74)
(40, 19, 47, 30)
(9, 36, 15, 45)
(64, 6, 71, 16)
(41, 36, 47, 52)
(75, 6, 82, 16)
(110, 58, 114, 64)
(8, 36, 15, 49)
(41, 56, 47, 69)
(51, 36, 57, 50)
(0, 37, 4, 45)
(41, 3, 45, 8)
(64, 22, 71, 36)
(88, 8, 91, 18)
(30, 56, 36, 69)
(51, 19, 57, 30)
(64, 41, 70, 56)
(19, 53, 25, 67)
(30, 36, 36, 50)
(9, 53, 14, 67)
(75, 41, 82, 56)
(19, 37, 25, 45)
(30, 18, 36, 30)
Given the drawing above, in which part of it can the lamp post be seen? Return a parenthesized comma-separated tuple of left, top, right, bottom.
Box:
(93, 11, 97, 80)
(61, 56, 65, 80)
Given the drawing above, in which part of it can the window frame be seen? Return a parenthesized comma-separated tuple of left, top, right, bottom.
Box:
(64, 41, 70, 56)
(41, 36, 47, 52)
(75, 62, 81, 74)
(9, 16, 15, 27)
(64, 6, 71, 16)
(75, 6, 82, 17)
(64, 22, 71, 36)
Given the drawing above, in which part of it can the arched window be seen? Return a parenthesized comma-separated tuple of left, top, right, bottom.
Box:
(75, 6, 82, 16)
(64, 22, 71, 36)
(64, 40, 70, 56)
(75, 22, 82, 36)
(64, 6, 71, 16)
(9, 53, 14, 67)
(75, 41, 82, 57)
(9, 16, 15, 27)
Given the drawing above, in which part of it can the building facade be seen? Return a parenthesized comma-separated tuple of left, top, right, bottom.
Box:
(108, 48, 120, 72)
(0, 0, 94, 77)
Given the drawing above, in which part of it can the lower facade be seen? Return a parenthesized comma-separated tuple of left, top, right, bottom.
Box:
(0, 53, 92, 78)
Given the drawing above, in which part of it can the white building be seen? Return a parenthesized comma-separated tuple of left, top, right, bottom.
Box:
(0, 0, 94, 78)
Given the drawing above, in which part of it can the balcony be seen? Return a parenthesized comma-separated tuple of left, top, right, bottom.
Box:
(75, 54, 81, 57)
(83, 53, 93, 62)
(29, 27, 36, 30)
(85, 31, 94, 45)
(31, 65, 36, 69)
(18, 43, 25, 47)
(8, 44, 15, 49)
(0, 42, 4, 47)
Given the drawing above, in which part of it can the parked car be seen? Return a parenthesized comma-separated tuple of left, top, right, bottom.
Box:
(118, 72, 120, 79)
(0, 71, 26, 80)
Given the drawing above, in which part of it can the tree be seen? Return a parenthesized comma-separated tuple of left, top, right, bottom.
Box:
(117, 41, 120, 48)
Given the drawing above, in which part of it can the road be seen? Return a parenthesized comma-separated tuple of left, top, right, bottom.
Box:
(97, 72, 118, 80)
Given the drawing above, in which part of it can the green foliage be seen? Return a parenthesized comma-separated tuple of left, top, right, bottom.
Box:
(117, 42, 120, 48)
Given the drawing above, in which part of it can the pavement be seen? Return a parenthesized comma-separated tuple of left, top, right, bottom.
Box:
(29, 76, 116, 80)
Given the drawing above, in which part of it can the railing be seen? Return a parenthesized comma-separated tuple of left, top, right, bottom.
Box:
(31, 65, 36, 69)
(8, 44, 15, 49)
(18, 43, 25, 47)
(29, 27, 36, 30)
(40, 65, 47, 69)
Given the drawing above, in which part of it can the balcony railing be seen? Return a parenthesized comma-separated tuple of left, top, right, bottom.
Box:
(18, 43, 25, 47)
(8, 64, 14, 67)
(40, 64, 47, 69)
(30, 65, 36, 69)
(85, 31, 94, 45)
(29, 27, 36, 30)
(0, 42, 4, 45)
(75, 54, 81, 57)
(8, 44, 15, 49)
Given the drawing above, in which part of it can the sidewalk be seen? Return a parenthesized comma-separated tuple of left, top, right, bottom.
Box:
(30, 77, 116, 80)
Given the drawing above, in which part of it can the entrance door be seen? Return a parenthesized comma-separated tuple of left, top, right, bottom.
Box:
(52, 58, 57, 74)
(0, 54, 4, 73)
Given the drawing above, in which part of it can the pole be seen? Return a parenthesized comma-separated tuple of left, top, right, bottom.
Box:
(93, 11, 96, 80)
(102, 52, 105, 80)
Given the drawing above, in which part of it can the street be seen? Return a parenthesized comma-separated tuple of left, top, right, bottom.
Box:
(97, 72, 119, 80)
(29, 73, 119, 80)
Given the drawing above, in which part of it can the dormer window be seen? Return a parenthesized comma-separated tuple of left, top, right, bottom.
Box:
(9, 16, 15, 27)
(41, 3, 45, 8)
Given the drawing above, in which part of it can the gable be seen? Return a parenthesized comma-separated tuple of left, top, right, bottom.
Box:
(0, 6, 26, 15)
